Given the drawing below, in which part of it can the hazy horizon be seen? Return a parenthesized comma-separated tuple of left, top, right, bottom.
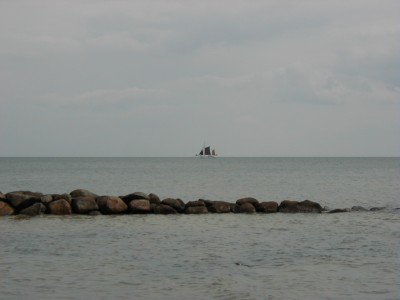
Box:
(1, 1, 399, 157)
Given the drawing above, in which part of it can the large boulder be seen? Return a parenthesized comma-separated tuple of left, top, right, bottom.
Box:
(48, 199, 72, 215)
(72, 197, 99, 214)
(19, 203, 46, 216)
(208, 201, 232, 213)
(278, 200, 322, 213)
(238, 203, 256, 213)
(257, 201, 278, 213)
(5, 191, 42, 210)
(0, 201, 14, 216)
(70, 189, 98, 198)
(148, 193, 161, 205)
(154, 204, 178, 214)
(236, 197, 259, 207)
(185, 206, 208, 214)
(185, 200, 206, 208)
(96, 196, 127, 214)
(122, 192, 149, 203)
(129, 199, 151, 214)
(161, 198, 185, 213)
(52, 194, 72, 204)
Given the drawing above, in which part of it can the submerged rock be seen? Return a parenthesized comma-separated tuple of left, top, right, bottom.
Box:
(129, 199, 151, 213)
(351, 206, 368, 212)
(370, 207, 385, 211)
(70, 189, 98, 198)
(72, 197, 99, 214)
(0, 201, 14, 216)
(19, 203, 46, 216)
(88, 210, 102, 216)
(96, 196, 127, 214)
(257, 201, 278, 213)
(48, 199, 72, 215)
(154, 204, 178, 214)
(328, 208, 350, 213)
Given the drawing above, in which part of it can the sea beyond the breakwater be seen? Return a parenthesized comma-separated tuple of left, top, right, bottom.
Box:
(0, 157, 399, 299)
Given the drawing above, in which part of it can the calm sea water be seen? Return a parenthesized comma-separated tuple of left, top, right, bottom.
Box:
(0, 158, 399, 299)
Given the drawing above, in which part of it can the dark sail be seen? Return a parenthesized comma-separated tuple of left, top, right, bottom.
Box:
(199, 150, 203, 155)
(204, 146, 211, 155)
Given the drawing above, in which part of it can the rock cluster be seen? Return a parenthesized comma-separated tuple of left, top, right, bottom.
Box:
(0, 189, 386, 217)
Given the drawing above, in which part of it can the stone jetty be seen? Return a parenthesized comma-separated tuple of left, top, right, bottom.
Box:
(0, 189, 386, 217)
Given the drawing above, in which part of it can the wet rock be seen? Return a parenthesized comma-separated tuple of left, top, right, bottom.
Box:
(70, 189, 98, 198)
(278, 200, 322, 213)
(161, 198, 185, 213)
(185, 206, 208, 214)
(52, 194, 72, 204)
(40, 194, 53, 204)
(19, 203, 46, 216)
(238, 203, 256, 213)
(5, 191, 42, 210)
(257, 201, 278, 213)
(148, 193, 161, 205)
(208, 201, 232, 213)
(88, 210, 102, 216)
(351, 206, 368, 212)
(328, 208, 350, 213)
(96, 196, 127, 214)
(48, 199, 72, 215)
(0, 201, 14, 216)
(236, 197, 259, 206)
(185, 200, 205, 208)
(370, 207, 385, 211)
(154, 204, 178, 214)
(72, 197, 99, 214)
(129, 199, 151, 214)
(122, 192, 149, 203)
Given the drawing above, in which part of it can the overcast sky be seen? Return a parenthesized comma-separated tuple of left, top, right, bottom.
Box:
(0, 1, 399, 156)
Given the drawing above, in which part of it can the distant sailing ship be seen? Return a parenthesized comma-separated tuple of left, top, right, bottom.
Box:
(196, 143, 217, 158)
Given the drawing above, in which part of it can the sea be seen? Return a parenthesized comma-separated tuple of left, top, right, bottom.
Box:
(0, 157, 399, 299)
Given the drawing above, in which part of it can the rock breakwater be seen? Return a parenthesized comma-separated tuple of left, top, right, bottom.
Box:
(0, 189, 388, 217)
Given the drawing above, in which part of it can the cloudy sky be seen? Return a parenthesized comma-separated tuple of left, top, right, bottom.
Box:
(0, 0, 399, 156)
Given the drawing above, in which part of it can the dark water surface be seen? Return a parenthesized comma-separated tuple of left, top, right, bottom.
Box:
(0, 158, 399, 299)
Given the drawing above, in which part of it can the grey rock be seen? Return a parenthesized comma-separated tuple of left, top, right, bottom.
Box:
(19, 203, 46, 216)
(72, 197, 99, 214)
(154, 204, 178, 214)
(129, 199, 151, 214)
(70, 189, 98, 198)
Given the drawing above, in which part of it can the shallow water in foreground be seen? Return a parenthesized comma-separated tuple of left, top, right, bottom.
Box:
(1, 212, 399, 299)
(0, 157, 399, 299)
